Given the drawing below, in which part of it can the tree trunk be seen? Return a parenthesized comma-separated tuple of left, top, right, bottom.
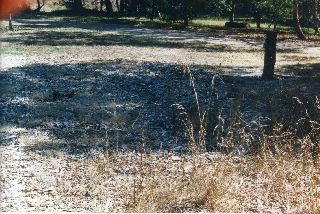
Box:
(35, 0, 44, 12)
(293, 0, 307, 40)
(73, 0, 83, 11)
(136, 0, 141, 18)
(255, 9, 261, 29)
(105, 0, 113, 14)
(120, 0, 125, 13)
(100, 0, 104, 12)
(150, 0, 154, 21)
(9, 13, 13, 31)
(183, 18, 189, 26)
(36, 0, 41, 11)
(262, 31, 277, 80)
(229, 0, 235, 23)
(313, 0, 319, 33)
(116, 0, 120, 12)
(183, 1, 189, 26)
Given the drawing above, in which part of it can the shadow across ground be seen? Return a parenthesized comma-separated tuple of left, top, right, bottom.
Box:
(280, 62, 320, 77)
(2, 19, 267, 53)
(1, 60, 319, 156)
(6, 18, 308, 54)
(18, 10, 320, 42)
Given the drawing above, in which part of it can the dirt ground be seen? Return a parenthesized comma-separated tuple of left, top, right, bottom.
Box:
(1, 18, 320, 70)
(1, 18, 320, 212)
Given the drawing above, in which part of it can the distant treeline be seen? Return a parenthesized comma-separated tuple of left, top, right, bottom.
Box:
(33, 0, 319, 38)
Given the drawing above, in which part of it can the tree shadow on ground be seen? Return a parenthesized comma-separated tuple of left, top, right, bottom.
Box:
(3, 19, 266, 53)
(7, 18, 305, 53)
(1, 60, 320, 157)
(280, 63, 320, 77)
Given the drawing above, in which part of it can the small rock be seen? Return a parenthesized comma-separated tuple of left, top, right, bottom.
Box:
(5, 134, 17, 140)
(171, 156, 181, 161)
(184, 162, 193, 172)
(205, 154, 214, 161)
(172, 146, 183, 151)
(85, 191, 91, 197)
(44, 187, 55, 192)
(23, 173, 34, 177)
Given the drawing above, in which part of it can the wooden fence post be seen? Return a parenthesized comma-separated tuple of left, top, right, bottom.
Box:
(262, 31, 277, 80)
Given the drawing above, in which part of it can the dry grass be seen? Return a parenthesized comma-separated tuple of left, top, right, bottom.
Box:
(53, 91, 320, 212)
(122, 116, 320, 213)
(117, 69, 320, 212)
(53, 148, 320, 212)
(52, 66, 320, 212)
(205, 155, 319, 213)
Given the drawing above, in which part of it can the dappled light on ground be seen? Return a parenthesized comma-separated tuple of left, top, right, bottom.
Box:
(1, 16, 320, 212)
(2, 19, 319, 73)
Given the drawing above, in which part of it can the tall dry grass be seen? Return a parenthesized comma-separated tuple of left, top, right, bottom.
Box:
(57, 149, 319, 212)
(122, 66, 320, 212)
(122, 153, 319, 213)
(56, 66, 320, 212)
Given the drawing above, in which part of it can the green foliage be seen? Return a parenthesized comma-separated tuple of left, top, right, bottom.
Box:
(259, 0, 292, 25)
(59, 0, 83, 10)
(207, 1, 228, 16)
(55, 0, 320, 32)
(159, 0, 208, 22)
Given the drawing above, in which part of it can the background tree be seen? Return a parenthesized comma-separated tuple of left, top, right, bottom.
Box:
(35, 0, 45, 12)
(158, 0, 209, 26)
(227, 0, 236, 23)
(105, 0, 113, 14)
(60, 0, 83, 11)
(250, 0, 265, 28)
(293, 0, 307, 40)
(260, 0, 292, 30)
(53, 0, 319, 38)
(312, 0, 319, 33)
